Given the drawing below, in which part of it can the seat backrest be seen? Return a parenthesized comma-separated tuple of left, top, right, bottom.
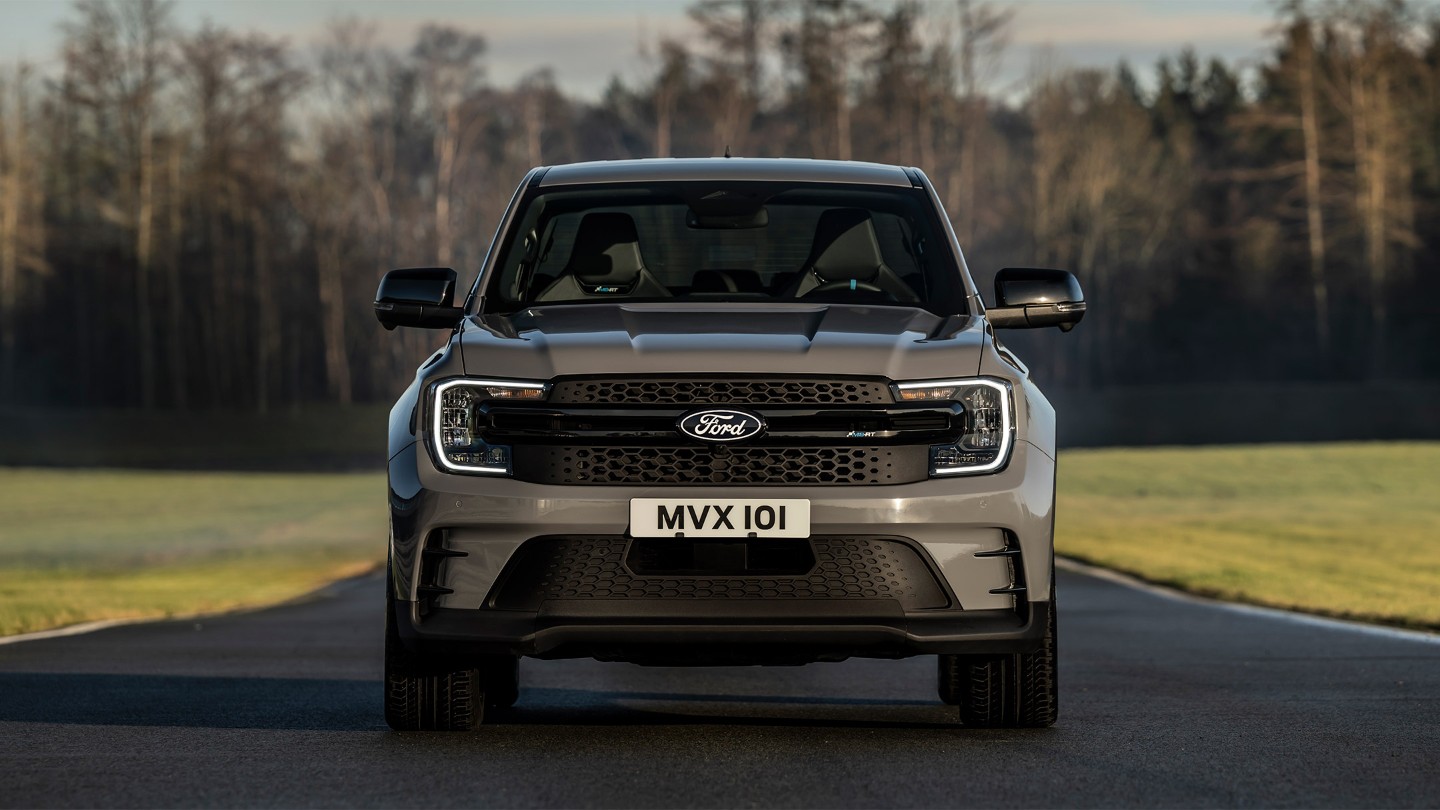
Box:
(690, 269, 737, 293)
(536, 212, 670, 301)
(726, 268, 765, 292)
(690, 269, 766, 294)
(781, 208, 918, 302)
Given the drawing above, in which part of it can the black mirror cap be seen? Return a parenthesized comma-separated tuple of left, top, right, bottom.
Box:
(375, 267, 464, 330)
(988, 267, 1086, 331)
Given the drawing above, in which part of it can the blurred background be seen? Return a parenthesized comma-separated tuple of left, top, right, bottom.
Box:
(0, 0, 1437, 465)
(0, 1, 1436, 636)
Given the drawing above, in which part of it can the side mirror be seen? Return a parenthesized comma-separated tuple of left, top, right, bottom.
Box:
(374, 267, 464, 331)
(986, 267, 1086, 332)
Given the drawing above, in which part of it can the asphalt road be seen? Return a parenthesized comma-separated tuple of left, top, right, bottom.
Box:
(2, 568, 1438, 809)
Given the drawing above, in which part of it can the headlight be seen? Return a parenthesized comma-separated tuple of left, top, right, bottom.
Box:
(893, 377, 1014, 475)
(431, 378, 547, 475)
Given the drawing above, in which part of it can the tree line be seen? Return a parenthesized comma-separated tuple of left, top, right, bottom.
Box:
(1, 0, 1438, 413)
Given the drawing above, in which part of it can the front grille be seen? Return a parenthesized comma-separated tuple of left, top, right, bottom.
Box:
(505, 376, 941, 486)
(487, 408, 953, 438)
(512, 445, 930, 486)
(488, 536, 951, 611)
(548, 377, 893, 405)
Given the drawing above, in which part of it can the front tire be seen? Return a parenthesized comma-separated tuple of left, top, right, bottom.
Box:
(938, 590, 1058, 728)
(384, 580, 485, 731)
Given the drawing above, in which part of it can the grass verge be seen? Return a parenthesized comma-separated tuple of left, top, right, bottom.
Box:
(0, 468, 386, 636)
(1056, 442, 1440, 630)
(2, 443, 1436, 638)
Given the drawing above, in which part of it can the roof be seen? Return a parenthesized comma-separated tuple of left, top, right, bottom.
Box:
(537, 157, 916, 188)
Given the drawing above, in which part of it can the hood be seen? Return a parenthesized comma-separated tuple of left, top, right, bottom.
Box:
(458, 303, 986, 382)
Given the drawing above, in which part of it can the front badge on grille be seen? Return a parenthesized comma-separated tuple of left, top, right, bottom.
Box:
(677, 409, 767, 443)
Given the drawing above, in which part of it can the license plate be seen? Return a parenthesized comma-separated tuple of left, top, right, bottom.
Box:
(629, 498, 811, 538)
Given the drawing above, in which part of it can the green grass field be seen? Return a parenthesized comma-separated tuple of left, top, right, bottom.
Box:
(0, 469, 386, 636)
(0, 442, 1436, 638)
(1056, 442, 1440, 630)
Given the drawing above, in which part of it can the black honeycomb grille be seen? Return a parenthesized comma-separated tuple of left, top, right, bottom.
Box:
(489, 536, 950, 611)
(549, 378, 893, 405)
(513, 445, 929, 486)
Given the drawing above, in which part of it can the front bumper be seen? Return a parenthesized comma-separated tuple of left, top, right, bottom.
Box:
(395, 596, 1050, 663)
(387, 439, 1056, 662)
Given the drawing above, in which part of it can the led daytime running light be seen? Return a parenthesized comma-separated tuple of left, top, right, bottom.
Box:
(894, 377, 1014, 475)
(431, 378, 546, 475)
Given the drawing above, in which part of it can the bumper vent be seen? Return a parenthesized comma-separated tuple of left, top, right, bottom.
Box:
(417, 530, 465, 615)
(489, 536, 950, 611)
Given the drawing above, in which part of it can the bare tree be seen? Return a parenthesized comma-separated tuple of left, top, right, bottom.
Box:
(1026, 68, 1179, 385)
(61, 0, 174, 408)
(865, 1, 926, 165)
(690, 0, 772, 154)
(952, 0, 1012, 245)
(692, 0, 771, 101)
(318, 19, 401, 270)
(177, 25, 304, 409)
(517, 69, 561, 166)
(1291, 11, 1334, 354)
(162, 133, 186, 408)
(292, 155, 355, 407)
(0, 64, 51, 402)
(306, 18, 406, 406)
(1333, 2, 1422, 375)
(412, 25, 487, 267)
(778, 0, 878, 159)
(644, 39, 691, 157)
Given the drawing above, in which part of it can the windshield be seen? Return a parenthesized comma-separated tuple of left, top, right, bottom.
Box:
(478, 182, 967, 315)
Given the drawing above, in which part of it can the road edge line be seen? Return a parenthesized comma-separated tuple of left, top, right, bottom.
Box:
(0, 617, 150, 647)
(0, 566, 382, 648)
(1057, 556, 1440, 645)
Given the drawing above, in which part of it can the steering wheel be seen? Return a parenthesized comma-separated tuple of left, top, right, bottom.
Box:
(801, 279, 898, 302)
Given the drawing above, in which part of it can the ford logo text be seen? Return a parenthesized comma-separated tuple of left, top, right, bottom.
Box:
(677, 409, 767, 443)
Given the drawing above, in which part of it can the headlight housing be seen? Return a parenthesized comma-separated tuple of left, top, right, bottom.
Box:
(431, 378, 547, 475)
(893, 377, 1014, 475)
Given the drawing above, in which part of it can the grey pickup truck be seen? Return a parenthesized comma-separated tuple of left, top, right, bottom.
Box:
(374, 158, 1085, 730)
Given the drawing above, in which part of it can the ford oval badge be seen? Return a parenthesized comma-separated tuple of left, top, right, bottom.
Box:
(677, 409, 767, 443)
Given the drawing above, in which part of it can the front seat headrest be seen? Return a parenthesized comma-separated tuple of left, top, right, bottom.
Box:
(807, 208, 886, 283)
(568, 212, 646, 286)
(534, 211, 672, 302)
(690, 269, 737, 293)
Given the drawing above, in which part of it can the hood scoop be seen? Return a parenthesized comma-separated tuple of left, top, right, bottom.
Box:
(618, 305, 829, 341)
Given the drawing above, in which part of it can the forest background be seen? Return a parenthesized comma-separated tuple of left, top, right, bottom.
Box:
(1, 0, 1437, 455)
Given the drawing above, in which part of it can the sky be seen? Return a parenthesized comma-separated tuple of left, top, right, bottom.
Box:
(0, 0, 1284, 98)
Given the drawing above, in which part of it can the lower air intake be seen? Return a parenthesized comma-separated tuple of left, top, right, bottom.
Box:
(488, 536, 951, 611)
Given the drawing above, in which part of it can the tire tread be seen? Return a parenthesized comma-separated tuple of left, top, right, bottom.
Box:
(384, 581, 485, 731)
(939, 590, 1058, 728)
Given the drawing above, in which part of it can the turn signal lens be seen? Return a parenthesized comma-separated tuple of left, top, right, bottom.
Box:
(896, 385, 958, 402)
(479, 385, 546, 400)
